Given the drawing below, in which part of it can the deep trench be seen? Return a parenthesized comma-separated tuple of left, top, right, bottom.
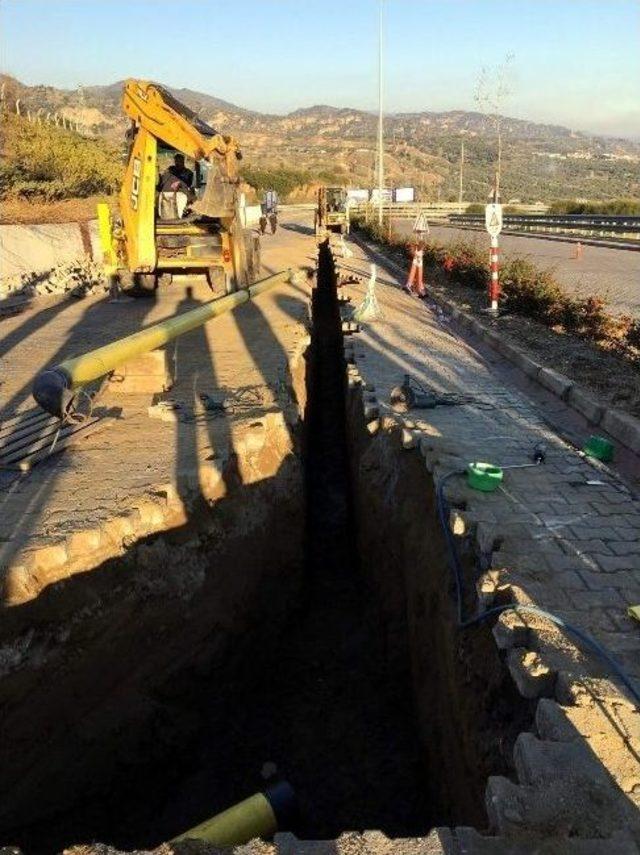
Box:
(5, 243, 520, 853)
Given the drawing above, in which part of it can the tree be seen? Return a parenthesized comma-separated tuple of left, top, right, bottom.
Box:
(474, 53, 515, 201)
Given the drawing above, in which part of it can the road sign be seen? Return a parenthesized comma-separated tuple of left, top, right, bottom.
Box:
(413, 210, 430, 234)
(485, 203, 503, 238)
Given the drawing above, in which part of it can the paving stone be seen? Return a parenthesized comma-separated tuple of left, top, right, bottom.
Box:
(569, 587, 627, 611)
(597, 554, 640, 573)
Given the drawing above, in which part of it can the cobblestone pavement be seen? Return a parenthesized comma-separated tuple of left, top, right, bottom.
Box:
(335, 232, 640, 842)
(0, 222, 314, 589)
(392, 220, 640, 317)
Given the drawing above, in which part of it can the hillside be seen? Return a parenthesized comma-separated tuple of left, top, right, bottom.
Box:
(1, 74, 639, 202)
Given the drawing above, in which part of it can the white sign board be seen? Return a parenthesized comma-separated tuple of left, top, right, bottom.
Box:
(485, 203, 503, 238)
(413, 211, 430, 234)
(346, 188, 370, 204)
(394, 186, 415, 203)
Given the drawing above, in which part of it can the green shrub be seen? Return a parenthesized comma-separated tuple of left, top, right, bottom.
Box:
(548, 198, 640, 216)
(501, 258, 564, 322)
(240, 166, 315, 199)
(1, 115, 122, 200)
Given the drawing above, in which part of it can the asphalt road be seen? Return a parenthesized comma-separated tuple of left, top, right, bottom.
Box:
(392, 220, 640, 317)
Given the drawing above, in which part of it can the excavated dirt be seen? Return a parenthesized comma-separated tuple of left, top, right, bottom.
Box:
(0, 244, 528, 853)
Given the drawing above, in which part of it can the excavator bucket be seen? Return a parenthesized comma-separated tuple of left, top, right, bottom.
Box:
(193, 171, 237, 219)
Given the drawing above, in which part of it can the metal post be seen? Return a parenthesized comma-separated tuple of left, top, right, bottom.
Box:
(377, 0, 384, 226)
(489, 235, 499, 313)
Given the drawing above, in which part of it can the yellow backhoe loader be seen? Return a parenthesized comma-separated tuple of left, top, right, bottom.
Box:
(101, 79, 260, 294)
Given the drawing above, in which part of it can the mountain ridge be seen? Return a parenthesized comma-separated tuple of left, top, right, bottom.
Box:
(1, 74, 638, 202)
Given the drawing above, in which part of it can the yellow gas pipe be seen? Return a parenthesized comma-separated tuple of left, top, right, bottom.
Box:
(32, 268, 296, 417)
(171, 782, 296, 846)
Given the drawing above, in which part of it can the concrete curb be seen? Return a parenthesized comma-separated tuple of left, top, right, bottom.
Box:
(351, 231, 640, 460)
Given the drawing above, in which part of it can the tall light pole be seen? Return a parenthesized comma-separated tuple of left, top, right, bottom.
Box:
(377, 0, 384, 225)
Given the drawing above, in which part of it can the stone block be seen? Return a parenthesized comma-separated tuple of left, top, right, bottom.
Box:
(567, 386, 604, 425)
(506, 348, 542, 380)
(601, 408, 640, 454)
(538, 367, 574, 399)
(101, 514, 136, 546)
(492, 611, 531, 650)
(507, 648, 556, 698)
(112, 348, 171, 394)
(28, 542, 68, 574)
(2, 564, 33, 605)
(401, 428, 417, 449)
(66, 528, 102, 559)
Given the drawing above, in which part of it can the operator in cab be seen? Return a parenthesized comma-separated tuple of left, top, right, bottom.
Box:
(162, 154, 194, 190)
(157, 153, 196, 219)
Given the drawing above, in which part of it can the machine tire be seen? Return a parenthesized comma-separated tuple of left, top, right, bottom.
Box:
(118, 272, 157, 298)
(206, 266, 226, 293)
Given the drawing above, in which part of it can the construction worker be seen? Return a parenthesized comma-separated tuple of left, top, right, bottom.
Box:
(260, 189, 278, 235)
(164, 153, 194, 189)
(157, 155, 196, 219)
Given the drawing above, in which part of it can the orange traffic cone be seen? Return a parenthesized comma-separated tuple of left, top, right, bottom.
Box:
(405, 245, 426, 297)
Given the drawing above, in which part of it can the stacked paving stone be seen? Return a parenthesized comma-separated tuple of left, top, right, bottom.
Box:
(0, 258, 106, 300)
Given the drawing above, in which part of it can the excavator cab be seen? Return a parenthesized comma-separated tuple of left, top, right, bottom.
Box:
(107, 80, 260, 296)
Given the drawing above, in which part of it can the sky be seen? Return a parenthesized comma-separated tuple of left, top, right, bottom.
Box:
(1, 0, 639, 139)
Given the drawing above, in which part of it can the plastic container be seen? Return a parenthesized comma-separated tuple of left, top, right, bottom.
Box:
(466, 461, 504, 492)
(583, 435, 614, 462)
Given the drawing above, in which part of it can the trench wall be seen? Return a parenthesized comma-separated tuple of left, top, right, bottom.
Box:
(345, 382, 526, 830)
(0, 339, 309, 835)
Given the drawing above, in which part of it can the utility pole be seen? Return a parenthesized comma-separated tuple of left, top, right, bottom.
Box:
(458, 138, 465, 211)
(377, 0, 384, 225)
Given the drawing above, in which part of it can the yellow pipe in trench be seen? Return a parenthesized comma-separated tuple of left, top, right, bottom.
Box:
(171, 782, 296, 846)
(32, 269, 296, 417)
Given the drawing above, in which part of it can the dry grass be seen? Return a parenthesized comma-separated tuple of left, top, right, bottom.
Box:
(0, 194, 117, 224)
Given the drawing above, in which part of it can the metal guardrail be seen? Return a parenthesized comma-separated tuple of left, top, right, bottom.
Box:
(349, 202, 549, 220)
(447, 213, 640, 242)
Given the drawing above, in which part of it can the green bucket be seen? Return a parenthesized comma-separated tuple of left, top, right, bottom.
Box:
(467, 461, 504, 492)
(583, 435, 614, 463)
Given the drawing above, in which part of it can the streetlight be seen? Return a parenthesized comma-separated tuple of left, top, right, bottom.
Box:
(377, 0, 384, 226)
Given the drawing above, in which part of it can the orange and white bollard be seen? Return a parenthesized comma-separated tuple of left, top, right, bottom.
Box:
(405, 244, 427, 297)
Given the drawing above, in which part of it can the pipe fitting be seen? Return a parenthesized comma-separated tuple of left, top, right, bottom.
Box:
(31, 367, 74, 419)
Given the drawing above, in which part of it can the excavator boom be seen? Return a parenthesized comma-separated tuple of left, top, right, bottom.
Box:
(122, 79, 242, 178)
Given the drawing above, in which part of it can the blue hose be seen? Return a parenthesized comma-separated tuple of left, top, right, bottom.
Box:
(436, 470, 640, 707)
